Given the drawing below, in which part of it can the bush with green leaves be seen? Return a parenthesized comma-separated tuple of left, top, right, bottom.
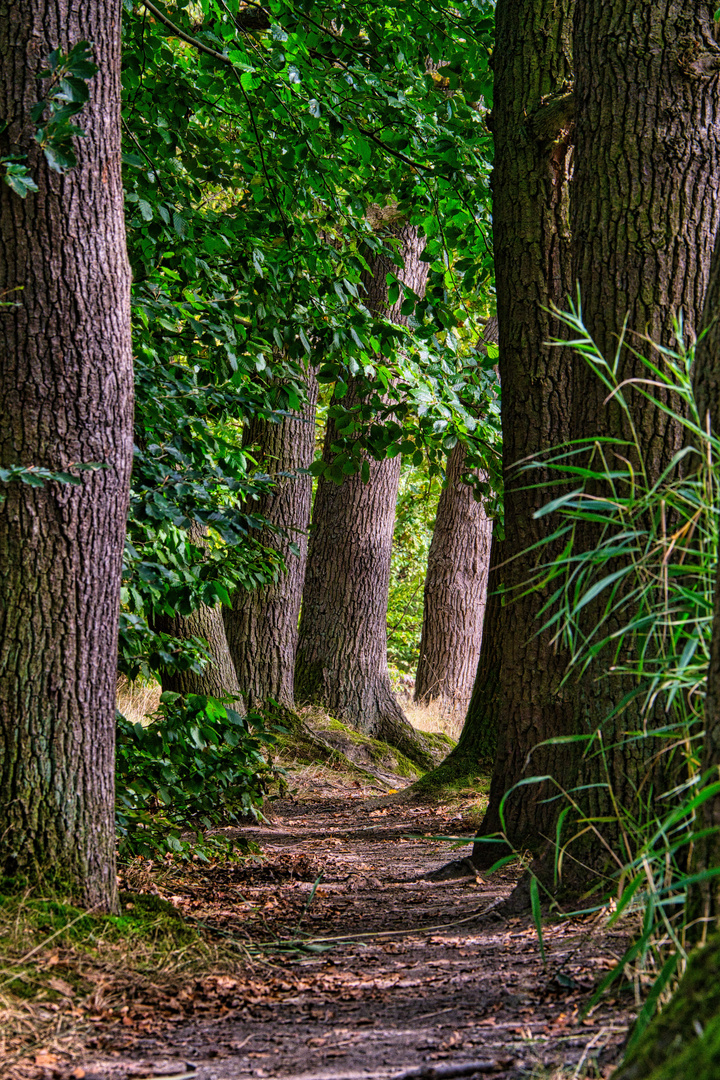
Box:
(115, 692, 279, 860)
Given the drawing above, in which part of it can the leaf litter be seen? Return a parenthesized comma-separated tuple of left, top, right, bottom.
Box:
(1, 773, 637, 1080)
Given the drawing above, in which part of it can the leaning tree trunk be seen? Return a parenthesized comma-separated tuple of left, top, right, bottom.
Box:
(0, 2, 133, 910)
(223, 367, 318, 709)
(538, 0, 720, 896)
(414, 441, 493, 714)
(295, 220, 435, 770)
(422, 0, 577, 842)
(151, 526, 241, 699)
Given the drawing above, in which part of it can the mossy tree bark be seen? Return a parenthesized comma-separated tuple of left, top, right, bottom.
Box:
(413, 441, 492, 715)
(295, 222, 434, 770)
(151, 524, 241, 699)
(611, 934, 720, 1080)
(0, 1, 133, 910)
(223, 368, 318, 709)
(689, 225, 720, 931)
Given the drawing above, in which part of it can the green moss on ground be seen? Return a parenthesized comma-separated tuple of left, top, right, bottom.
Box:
(614, 935, 720, 1080)
(310, 710, 424, 780)
(410, 741, 492, 794)
(269, 704, 459, 788)
(0, 887, 203, 1011)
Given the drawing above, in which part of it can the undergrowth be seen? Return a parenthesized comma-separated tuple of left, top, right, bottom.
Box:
(489, 300, 720, 1052)
(0, 883, 229, 1072)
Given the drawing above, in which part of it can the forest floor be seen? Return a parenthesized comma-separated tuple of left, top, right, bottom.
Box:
(3, 764, 638, 1080)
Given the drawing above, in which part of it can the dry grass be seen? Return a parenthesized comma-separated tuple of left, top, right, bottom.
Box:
(0, 886, 231, 1078)
(402, 696, 466, 741)
(116, 676, 162, 725)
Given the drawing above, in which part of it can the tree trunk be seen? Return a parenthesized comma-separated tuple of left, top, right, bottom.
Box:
(0, 2, 133, 910)
(688, 227, 720, 931)
(414, 318, 498, 715)
(223, 368, 318, 709)
(416, 535, 504, 791)
(438, 0, 575, 853)
(539, 0, 720, 894)
(414, 441, 492, 714)
(467, 1, 720, 877)
(295, 220, 435, 770)
(151, 526, 241, 699)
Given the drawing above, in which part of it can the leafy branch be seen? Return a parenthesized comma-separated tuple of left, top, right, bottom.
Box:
(1, 41, 98, 198)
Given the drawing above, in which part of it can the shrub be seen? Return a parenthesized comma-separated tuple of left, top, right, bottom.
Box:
(116, 692, 278, 860)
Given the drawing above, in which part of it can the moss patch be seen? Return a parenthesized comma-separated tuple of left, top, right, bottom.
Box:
(614, 935, 720, 1080)
(308, 710, 424, 780)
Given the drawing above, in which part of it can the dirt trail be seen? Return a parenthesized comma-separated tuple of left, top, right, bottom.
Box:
(70, 789, 634, 1080)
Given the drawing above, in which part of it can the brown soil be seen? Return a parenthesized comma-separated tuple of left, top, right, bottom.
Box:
(7, 782, 635, 1080)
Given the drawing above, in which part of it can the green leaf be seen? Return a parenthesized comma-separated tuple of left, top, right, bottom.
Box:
(2, 162, 38, 197)
(42, 143, 77, 173)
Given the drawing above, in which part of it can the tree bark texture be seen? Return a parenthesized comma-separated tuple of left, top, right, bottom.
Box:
(414, 318, 498, 713)
(152, 523, 241, 699)
(295, 222, 434, 770)
(414, 442, 493, 713)
(545, 0, 720, 893)
(0, 2, 133, 910)
(572, 1, 720, 461)
(461, 0, 576, 856)
(224, 367, 318, 709)
(688, 228, 720, 932)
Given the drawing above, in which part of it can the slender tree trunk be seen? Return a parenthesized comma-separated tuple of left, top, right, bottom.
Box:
(295, 220, 435, 770)
(224, 368, 318, 709)
(414, 441, 492, 713)
(414, 318, 498, 715)
(0, 2, 133, 910)
(151, 526, 241, 699)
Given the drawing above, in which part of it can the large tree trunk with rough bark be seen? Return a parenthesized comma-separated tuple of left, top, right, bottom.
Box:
(224, 369, 318, 709)
(538, 0, 720, 895)
(0, 1, 133, 911)
(467, 1, 720, 880)
(414, 443, 492, 714)
(432, 0, 575, 849)
(295, 221, 434, 770)
(151, 524, 241, 699)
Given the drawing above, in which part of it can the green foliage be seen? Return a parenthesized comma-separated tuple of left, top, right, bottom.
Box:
(32, 41, 98, 172)
(1, 41, 97, 196)
(116, 693, 278, 860)
(0, 462, 104, 502)
(119, 0, 499, 683)
(504, 300, 720, 1032)
(387, 463, 440, 673)
(0, 159, 38, 198)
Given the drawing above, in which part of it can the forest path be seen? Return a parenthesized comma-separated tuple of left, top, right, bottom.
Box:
(67, 790, 632, 1080)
